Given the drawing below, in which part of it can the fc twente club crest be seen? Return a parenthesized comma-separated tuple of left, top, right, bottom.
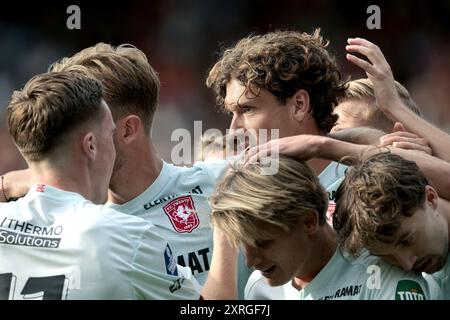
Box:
(163, 196, 200, 233)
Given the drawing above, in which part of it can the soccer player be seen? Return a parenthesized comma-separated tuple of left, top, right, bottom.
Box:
(41, 44, 226, 286)
(332, 78, 421, 133)
(0, 43, 254, 295)
(210, 155, 441, 299)
(0, 72, 200, 299)
(345, 37, 450, 163)
(330, 78, 431, 154)
(333, 152, 450, 299)
(206, 29, 348, 223)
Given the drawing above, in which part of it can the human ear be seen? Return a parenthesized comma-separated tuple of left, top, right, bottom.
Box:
(82, 132, 97, 160)
(301, 210, 319, 235)
(425, 185, 439, 210)
(117, 115, 142, 145)
(289, 89, 311, 123)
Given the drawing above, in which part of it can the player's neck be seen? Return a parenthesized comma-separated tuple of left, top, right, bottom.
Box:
(307, 158, 331, 175)
(108, 141, 163, 204)
(292, 225, 337, 290)
(28, 160, 100, 203)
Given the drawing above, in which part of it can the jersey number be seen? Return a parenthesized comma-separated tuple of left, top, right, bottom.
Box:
(0, 273, 66, 300)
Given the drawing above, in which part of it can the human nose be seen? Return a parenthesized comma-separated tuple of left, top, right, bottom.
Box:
(394, 250, 417, 271)
(242, 244, 262, 268)
(229, 114, 243, 130)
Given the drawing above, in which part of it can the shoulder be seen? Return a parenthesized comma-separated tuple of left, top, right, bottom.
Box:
(351, 251, 436, 300)
(192, 159, 231, 183)
(75, 203, 157, 249)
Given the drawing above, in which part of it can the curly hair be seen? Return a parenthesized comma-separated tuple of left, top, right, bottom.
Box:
(206, 29, 347, 132)
(333, 152, 429, 256)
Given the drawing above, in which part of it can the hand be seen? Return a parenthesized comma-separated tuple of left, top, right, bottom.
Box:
(1, 169, 31, 202)
(244, 134, 321, 164)
(379, 132, 432, 155)
(379, 122, 432, 155)
(345, 37, 402, 113)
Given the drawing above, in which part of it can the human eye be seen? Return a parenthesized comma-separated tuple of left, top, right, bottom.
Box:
(255, 239, 272, 248)
(400, 233, 416, 246)
(240, 106, 254, 113)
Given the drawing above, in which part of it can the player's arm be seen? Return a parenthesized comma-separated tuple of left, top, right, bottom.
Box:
(201, 227, 238, 299)
(346, 37, 450, 163)
(328, 127, 386, 145)
(1, 169, 31, 202)
(246, 135, 450, 200)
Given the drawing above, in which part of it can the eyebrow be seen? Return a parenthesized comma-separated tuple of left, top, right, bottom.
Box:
(394, 231, 414, 247)
(224, 100, 257, 111)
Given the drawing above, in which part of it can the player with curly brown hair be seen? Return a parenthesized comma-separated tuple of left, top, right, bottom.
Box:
(206, 29, 347, 221)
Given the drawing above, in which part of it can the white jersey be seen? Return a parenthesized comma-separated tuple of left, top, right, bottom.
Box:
(245, 249, 442, 300)
(318, 161, 347, 225)
(0, 184, 200, 300)
(107, 160, 228, 286)
(425, 255, 450, 299)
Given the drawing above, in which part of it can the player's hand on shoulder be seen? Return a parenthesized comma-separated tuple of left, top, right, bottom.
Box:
(1, 168, 31, 202)
(379, 122, 432, 155)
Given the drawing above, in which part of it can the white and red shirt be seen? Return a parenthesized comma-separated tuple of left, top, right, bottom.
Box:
(107, 160, 229, 286)
(0, 184, 200, 300)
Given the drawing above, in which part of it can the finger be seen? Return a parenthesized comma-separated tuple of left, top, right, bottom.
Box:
(381, 136, 428, 147)
(247, 149, 273, 165)
(346, 45, 372, 58)
(381, 131, 422, 141)
(346, 53, 376, 75)
(244, 146, 259, 164)
(392, 141, 433, 155)
(348, 37, 377, 49)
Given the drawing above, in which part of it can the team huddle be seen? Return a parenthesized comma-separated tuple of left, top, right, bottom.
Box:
(1, 29, 449, 300)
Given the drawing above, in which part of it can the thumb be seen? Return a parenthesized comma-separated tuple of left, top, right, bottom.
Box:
(392, 122, 406, 133)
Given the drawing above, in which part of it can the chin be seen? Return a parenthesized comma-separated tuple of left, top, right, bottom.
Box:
(265, 275, 290, 287)
(430, 256, 447, 273)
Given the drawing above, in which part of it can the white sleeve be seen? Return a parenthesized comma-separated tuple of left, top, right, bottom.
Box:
(130, 226, 201, 299)
(195, 159, 231, 183)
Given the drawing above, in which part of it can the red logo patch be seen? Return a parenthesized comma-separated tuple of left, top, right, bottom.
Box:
(35, 184, 46, 193)
(326, 202, 336, 226)
(163, 196, 199, 233)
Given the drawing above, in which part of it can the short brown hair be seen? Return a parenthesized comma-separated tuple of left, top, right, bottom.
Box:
(7, 72, 103, 161)
(206, 29, 347, 132)
(49, 43, 159, 133)
(210, 155, 328, 247)
(338, 78, 421, 132)
(333, 152, 429, 255)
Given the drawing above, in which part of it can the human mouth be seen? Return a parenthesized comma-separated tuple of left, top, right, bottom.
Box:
(260, 265, 276, 277)
(414, 258, 433, 272)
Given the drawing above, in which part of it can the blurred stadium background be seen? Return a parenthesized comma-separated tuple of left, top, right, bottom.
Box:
(1, 0, 449, 172)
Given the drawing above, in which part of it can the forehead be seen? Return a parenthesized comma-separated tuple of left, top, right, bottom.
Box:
(224, 79, 258, 107)
(368, 212, 422, 253)
(334, 99, 372, 118)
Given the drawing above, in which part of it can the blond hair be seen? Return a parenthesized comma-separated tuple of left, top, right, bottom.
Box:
(210, 155, 328, 247)
(7, 72, 103, 161)
(50, 43, 159, 133)
(333, 152, 429, 256)
(338, 78, 421, 132)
